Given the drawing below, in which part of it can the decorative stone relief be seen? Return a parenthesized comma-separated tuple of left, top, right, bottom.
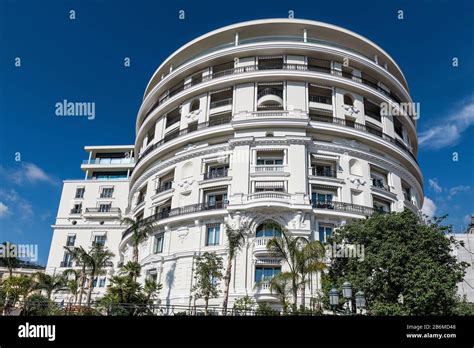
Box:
(176, 227, 189, 242)
(348, 177, 367, 189)
(342, 104, 360, 117)
(177, 179, 194, 194)
(185, 109, 201, 122)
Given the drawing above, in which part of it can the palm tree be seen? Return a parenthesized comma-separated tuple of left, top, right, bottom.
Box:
(64, 246, 89, 306)
(120, 261, 142, 282)
(295, 240, 326, 309)
(85, 245, 114, 307)
(222, 222, 248, 314)
(266, 225, 302, 311)
(269, 272, 293, 314)
(1, 275, 36, 315)
(1, 241, 20, 277)
(63, 269, 81, 304)
(121, 217, 154, 263)
(34, 272, 66, 300)
(143, 278, 162, 303)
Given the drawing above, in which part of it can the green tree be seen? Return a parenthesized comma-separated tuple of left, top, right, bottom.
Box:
(222, 223, 248, 314)
(120, 261, 142, 282)
(266, 225, 326, 311)
(0, 242, 20, 277)
(65, 246, 89, 306)
(192, 252, 223, 315)
(63, 269, 81, 304)
(269, 272, 293, 314)
(84, 245, 114, 307)
(1, 275, 36, 314)
(233, 295, 255, 315)
(121, 217, 155, 263)
(322, 211, 467, 315)
(34, 272, 66, 300)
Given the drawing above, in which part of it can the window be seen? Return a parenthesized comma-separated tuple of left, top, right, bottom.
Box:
(93, 235, 106, 247)
(100, 187, 114, 198)
(394, 117, 404, 138)
(311, 192, 334, 208)
(206, 225, 220, 246)
(155, 203, 171, 218)
(364, 98, 381, 122)
(166, 108, 181, 128)
(75, 187, 85, 199)
(153, 234, 164, 254)
(93, 277, 98, 288)
(255, 267, 281, 282)
(254, 181, 285, 192)
(62, 252, 72, 267)
(71, 203, 82, 214)
(137, 186, 147, 205)
(190, 99, 200, 112)
(402, 181, 411, 201)
(308, 85, 332, 105)
(147, 126, 155, 143)
(92, 171, 128, 180)
(210, 88, 233, 109)
(66, 235, 76, 247)
(373, 199, 390, 213)
(98, 203, 111, 212)
(206, 191, 227, 208)
(99, 277, 106, 287)
(187, 121, 198, 133)
(318, 225, 333, 243)
(205, 164, 229, 180)
(256, 150, 284, 166)
(313, 163, 335, 177)
(343, 94, 354, 106)
(256, 222, 281, 238)
(370, 167, 389, 191)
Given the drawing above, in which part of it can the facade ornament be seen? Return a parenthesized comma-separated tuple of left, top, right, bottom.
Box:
(348, 177, 366, 189)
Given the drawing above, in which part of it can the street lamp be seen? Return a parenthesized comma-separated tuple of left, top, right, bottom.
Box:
(355, 291, 366, 314)
(342, 281, 352, 314)
(329, 288, 339, 314)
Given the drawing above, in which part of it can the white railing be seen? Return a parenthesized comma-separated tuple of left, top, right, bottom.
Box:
(254, 165, 284, 172)
(246, 192, 291, 201)
(254, 237, 272, 247)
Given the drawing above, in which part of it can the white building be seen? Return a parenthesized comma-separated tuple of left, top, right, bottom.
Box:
(46, 146, 134, 300)
(454, 215, 474, 303)
(47, 19, 423, 308)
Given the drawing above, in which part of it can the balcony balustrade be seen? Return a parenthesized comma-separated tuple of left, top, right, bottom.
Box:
(311, 168, 336, 178)
(138, 115, 232, 164)
(310, 115, 417, 163)
(210, 98, 233, 109)
(204, 169, 229, 180)
(146, 62, 405, 124)
(82, 158, 134, 165)
(309, 94, 332, 105)
(255, 165, 284, 173)
(311, 200, 374, 216)
(122, 202, 228, 240)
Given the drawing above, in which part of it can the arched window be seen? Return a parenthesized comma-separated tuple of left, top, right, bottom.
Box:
(256, 221, 282, 238)
(265, 132, 274, 137)
(343, 94, 354, 106)
(190, 99, 200, 112)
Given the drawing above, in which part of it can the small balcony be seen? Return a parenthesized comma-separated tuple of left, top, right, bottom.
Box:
(257, 88, 283, 110)
(311, 200, 374, 216)
(254, 165, 285, 174)
(253, 237, 272, 256)
(309, 94, 331, 105)
(83, 207, 121, 218)
(82, 158, 134, 165)
(203, 169, 229, 180)
(371, 180, 390, 192)
(70, 208, 82, 215)
(311, 168, 336, 178)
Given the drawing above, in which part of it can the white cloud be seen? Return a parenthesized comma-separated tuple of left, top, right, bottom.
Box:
(428, 178, 443, 193)
(1, 162, 57, 186)
(419, 96, 474, 149)
(0, 202, 9, 218)
(448, 185, 471, 199)
(0, 189, 33, 220)
(421, 197, 437, 219)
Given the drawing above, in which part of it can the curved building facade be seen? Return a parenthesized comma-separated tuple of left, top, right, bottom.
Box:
(119, 19, 423, 308)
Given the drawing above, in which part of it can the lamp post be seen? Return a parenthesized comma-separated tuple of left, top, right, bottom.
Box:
(355, 291, 366, 314)
(329, 282, 366, 315)
(329, 288, 339, 315)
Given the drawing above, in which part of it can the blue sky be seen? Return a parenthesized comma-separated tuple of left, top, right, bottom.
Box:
(0, 0, 473, 265)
